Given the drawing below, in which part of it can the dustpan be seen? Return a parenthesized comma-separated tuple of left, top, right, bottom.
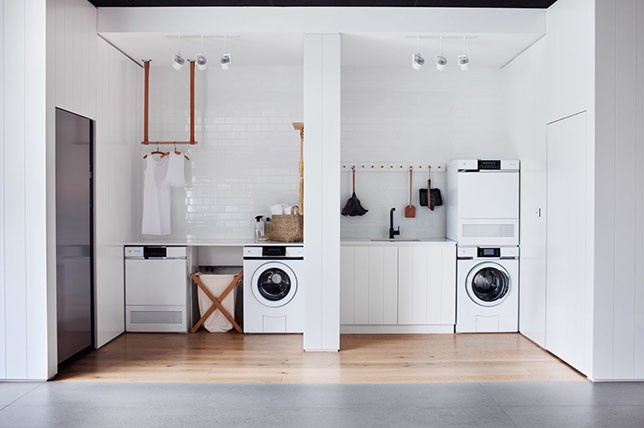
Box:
(342, 166, 368, 216)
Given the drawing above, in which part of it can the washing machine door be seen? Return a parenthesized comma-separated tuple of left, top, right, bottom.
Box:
(465, 262, 510, 307)
(251, 262, 298, 308)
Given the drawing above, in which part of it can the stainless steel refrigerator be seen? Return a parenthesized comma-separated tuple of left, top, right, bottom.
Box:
(56, 108, 94, 365)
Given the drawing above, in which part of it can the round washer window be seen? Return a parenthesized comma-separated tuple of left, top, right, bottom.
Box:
(251, 262, 298, 308)
(257, 268, 291, 301)
(466, 263, 511, 307)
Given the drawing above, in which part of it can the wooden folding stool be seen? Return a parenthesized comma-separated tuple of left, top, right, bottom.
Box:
(191, 271, 243, 334)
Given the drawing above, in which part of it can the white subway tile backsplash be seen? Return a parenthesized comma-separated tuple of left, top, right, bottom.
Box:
(341, 67, 516, 240)
(136, 66, 303, 241)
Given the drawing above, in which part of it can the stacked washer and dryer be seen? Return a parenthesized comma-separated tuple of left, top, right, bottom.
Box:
(446, 160, 520, 333)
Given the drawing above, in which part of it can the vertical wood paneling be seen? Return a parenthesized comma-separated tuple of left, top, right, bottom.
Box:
(382, 247, 397, 324)
(397, 246, 412, 324)
(546, 112, 591, 376)
(367, 247, 384, 324)
(320, 34, 341, 350)
(613, 0, 637, 380)
(441, 246, 456, 324)
(353, 247, 369, 324)
(0, 0, 5, 380)
(635, 0, 644, 380)
(593, 0, 618, 380)
(303, 34, 341, 350)
(411, 247, 428, 324)
(4, 0, 28, 378)
(340, 247, 354, 324)
(24, 0, 48, 380)
(426, 247, 442, 324)
(302, 34, 323, 349)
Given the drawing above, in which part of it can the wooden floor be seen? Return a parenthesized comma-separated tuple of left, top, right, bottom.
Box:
(56, 332, 584, 383)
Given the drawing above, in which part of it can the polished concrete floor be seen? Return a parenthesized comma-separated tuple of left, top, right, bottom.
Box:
(0, 381, 642, 428)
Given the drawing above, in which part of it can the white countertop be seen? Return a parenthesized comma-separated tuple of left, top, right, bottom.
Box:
(341, 238, 455, 246)
(124, 239, 303, 247)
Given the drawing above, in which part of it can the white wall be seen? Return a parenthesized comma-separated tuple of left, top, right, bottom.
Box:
(0, 0, 48, 380)
(503, 38, 547, 347)
(134, 65, 302, 241)
(94, 39, 141, 348)
(593, 0, 644, 381)
(341, 67, 513, 240)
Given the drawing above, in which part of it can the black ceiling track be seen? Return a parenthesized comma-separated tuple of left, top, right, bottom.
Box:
(88, 0, 557, 8)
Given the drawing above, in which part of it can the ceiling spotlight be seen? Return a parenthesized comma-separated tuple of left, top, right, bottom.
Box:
(458, 55, 469, 71)
(195, 36, 207, 71)
(412, 53, 425, 71)
(220, 53, 231, 70)
(435, 55, 448, 71)
(220, 35, 231, 71)
(459, 37, 469, 71)
(436, 36, 447, 71)
(173, 53, 186, 70)
(173, 36, 185, 70)
(196, 54, 207, 71)
(411, 36, 425, 71)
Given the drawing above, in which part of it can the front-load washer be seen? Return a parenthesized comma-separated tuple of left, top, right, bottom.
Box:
(243, 245, 304, 333)
(446, 159, 520, 246)
(456, 246, 519, 333)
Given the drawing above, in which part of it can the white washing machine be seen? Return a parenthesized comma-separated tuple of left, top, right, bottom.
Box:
(243, 245, 304, 333)
(456, 246, 519, 333)
(446, 159, 520, 246)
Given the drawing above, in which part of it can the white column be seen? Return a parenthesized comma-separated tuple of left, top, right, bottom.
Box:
(303, 34, 341, 351)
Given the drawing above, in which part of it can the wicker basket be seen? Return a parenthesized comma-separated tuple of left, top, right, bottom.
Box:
(270, 206, 303, 243)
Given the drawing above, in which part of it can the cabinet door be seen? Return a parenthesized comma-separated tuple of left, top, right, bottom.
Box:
(398, 246, 456, 325)
(341, 246, 398, 325)
(340, 247, 355, 324)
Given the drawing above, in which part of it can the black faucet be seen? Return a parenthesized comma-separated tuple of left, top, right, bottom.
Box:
(389, 208, 400, 239)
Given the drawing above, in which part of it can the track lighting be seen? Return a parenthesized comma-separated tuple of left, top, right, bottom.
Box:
(411, 36, 425, 71)
(436, 37, 447, 71)
(173, 36, 185, 70)
(459, 37, 469, 71)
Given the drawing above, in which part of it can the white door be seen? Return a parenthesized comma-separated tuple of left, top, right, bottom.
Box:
(545, 111, 591, 375)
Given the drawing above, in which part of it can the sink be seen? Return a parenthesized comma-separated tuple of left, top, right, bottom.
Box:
(370, 239, 421, 242)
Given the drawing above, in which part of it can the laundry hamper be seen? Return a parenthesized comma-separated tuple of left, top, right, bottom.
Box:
(194, 272, 241, 333)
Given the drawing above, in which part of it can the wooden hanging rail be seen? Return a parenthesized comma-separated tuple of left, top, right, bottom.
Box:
(141, 59, 198, 146)
(292, 122, 304, 215)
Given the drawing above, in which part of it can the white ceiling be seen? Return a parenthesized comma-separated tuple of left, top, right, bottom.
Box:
(103, 32, 542, 69)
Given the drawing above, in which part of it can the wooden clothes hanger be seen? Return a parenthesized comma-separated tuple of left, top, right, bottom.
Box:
(143, 145, 170, 159)
(173, 144, 190, 161)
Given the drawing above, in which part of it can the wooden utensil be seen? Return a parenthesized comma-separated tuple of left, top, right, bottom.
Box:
(428, 166, 434, 210)
(405, 167, 416, 218)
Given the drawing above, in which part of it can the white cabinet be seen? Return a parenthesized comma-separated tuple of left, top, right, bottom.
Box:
(340, 246, 397, 325)
(398, 246, 456, 326)
(341, 242, 456, 332)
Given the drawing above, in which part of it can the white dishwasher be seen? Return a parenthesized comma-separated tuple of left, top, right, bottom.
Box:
(125, 246, 194, 332)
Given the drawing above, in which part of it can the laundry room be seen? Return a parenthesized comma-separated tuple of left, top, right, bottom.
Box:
(55, 5, 569, 381)
(15, 0, 639, 385)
